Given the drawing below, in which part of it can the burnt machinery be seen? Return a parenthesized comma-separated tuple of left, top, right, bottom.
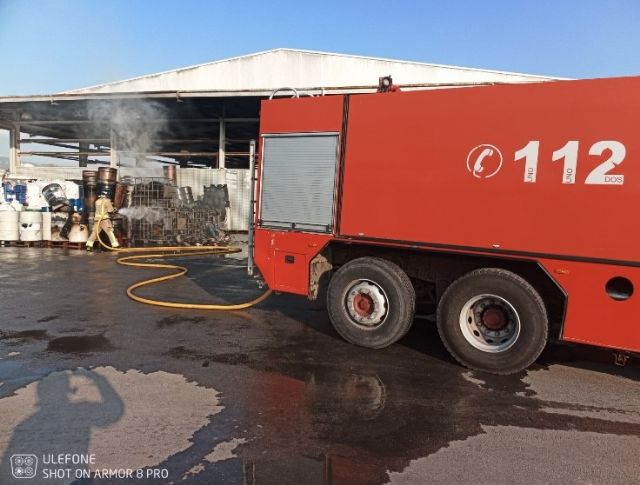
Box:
(124, 178, 231, 246)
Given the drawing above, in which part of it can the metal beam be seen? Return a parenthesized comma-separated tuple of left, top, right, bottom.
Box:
(19, 151, 249, 158)
(20, 152, 110, 156)
(26, 154, 110, 165)
(116, 151, 223, 156)
(18, 118, 258, 125)
(23, 137, 245, 145)
(21, 141, 109, 153)
(23, 138, 110, 143)
(0, 79, 561, 106)
(17, 124, 77, 138)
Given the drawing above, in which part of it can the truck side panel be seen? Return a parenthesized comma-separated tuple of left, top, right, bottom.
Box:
(339, 77, 640, 264)
(539, 258, 640, 351)
(254, 229, 332, 295)
(259, 95, 344, 134)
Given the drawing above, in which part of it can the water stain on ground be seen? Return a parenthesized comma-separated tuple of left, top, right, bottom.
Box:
(166, 345, 251, 366)
(58, 327, 92, 334)
(36, 315, 59, 323)
(0, 329, 48, 342)
(46, 334, 114, 353)
(157, 315, 208, 328)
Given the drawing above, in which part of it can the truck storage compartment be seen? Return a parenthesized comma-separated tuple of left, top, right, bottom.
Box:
(260, 133, 339, 233)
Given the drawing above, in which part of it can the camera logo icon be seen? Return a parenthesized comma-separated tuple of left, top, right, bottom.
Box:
(10, 454, 38, 479)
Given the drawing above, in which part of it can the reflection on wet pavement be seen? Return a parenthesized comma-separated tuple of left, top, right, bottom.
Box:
(0, 248, 638, 484)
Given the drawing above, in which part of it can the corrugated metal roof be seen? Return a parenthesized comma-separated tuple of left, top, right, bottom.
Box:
(63, 48, 562, 95)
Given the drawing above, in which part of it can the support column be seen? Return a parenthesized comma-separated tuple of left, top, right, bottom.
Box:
(110, 129, 118, 167)
(247, 140, 256, 276)
(9, 124, 20, 173)
(217, 118, 226, 169)
(79, 142, 88, 167)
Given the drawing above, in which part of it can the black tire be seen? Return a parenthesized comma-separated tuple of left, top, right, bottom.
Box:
(437, 268, 548, 375)
(327, 257, 415, 349)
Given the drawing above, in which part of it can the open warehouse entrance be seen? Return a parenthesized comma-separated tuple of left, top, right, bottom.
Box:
(0, 96, 260, 170)
(0, 95, 261, 233)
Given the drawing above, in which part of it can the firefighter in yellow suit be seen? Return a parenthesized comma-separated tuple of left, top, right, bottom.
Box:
(86, 187, 120, 250)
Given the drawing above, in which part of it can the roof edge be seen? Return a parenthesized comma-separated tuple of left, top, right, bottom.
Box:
(62, 48, 285, 93)
(268, 48, 563, 80)
(62, 48, 563, 94)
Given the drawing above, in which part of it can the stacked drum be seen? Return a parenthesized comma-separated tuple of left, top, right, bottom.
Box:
(98, 167, 117, 198)
(42, 212, 52, 242)
(42, 183, 69, 209)
(163, 165, 177, 184)
(113, 182, 127, 210)
(0, 211, 20, 242)
(82, 171, 98, 218)
(18, 211, 42, 242)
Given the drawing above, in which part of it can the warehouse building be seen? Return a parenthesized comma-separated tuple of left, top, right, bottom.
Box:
(0, 48, 558, 229)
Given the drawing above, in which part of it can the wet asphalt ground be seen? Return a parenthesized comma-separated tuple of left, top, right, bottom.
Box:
(0, 245, 639, 484)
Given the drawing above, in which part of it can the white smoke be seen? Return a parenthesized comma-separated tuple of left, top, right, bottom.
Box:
(118, 206, 164, 224)
(87, 100, 168, 176)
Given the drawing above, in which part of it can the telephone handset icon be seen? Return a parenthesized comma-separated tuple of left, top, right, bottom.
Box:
(473, 148, 494, 175)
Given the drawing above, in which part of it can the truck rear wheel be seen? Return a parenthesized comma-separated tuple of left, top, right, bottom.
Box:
(437, 268, 548, 375)
(327, 257, 415, 349)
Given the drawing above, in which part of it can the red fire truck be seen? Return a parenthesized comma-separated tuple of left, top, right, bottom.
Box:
(251, 76, 640, 374)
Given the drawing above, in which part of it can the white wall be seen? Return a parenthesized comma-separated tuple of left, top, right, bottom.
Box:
(177, 169, 250, 231)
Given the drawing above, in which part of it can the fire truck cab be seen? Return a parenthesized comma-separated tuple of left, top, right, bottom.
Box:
(252, 77, 640, 374)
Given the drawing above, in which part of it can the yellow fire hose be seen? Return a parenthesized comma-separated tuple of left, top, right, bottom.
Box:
(94, 214, 272, 310)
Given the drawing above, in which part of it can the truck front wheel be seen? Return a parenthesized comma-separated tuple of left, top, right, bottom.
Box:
(437, 268, 548, 375)
(327, 257, 415, 349)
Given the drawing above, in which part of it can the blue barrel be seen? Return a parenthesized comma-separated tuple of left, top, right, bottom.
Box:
(3, 182, 14, 202)
(13, 184, 27, 204)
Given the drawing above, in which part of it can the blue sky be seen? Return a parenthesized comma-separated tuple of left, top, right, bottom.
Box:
(1, 1, 639, 157)
(0, 0, 639, 96)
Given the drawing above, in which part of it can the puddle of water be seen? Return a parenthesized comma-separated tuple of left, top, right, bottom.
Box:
(0, 330, 48, 342)
(46, 335, 113, 353)
(156, 315, 207, 328)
